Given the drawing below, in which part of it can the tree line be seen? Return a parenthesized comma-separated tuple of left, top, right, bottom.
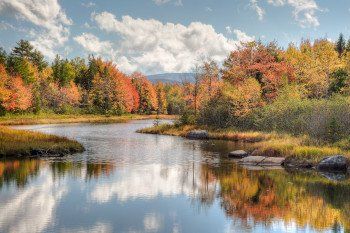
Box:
(3, 35, 350, 142)
(0, 40, 195, 115)
(178, 34, 350, 143)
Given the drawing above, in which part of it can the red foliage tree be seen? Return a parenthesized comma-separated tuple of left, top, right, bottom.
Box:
(131, 72, 158, 113)
(3, 76, 33, 111)
(222, 42, 294, 101)
(89, 59, 140, 113)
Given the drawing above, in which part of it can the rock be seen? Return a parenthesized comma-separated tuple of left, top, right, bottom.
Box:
(241, 165, 284, 171)
(228, 150, 248, 158)
(238, 156, 266, 165)
(238, 156, 285, 166)
(186, 130, 209, 140)
(317, 155, 349, 172)
(259, 157, 285, 166)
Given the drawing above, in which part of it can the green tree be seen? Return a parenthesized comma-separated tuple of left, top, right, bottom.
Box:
(329, 69, 349, 95)
(0, 48, 6, 65)
(336, 33, 346, 57)
(11, 40, 47, 71)
(52, 55, 76, 86)
(345, 39, 350, 52)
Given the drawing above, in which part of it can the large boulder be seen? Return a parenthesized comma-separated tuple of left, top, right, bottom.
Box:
(186, 130, 209, 140)
(317, 155, 349, 172)
(228, 150, 248, 158)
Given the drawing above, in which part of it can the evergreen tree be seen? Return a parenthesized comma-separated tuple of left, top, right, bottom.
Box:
(346, 39, 350, 52)
(11, 40, 47, 71)
(0, 47, 7, 65)
(52, 55, 75, 86)
(336, 33, 346, 57)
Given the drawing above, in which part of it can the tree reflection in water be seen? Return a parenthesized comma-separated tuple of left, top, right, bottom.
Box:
(1, 157, 350, 232)
(0, 159, 116, 187)
(199, 162, 350, 232)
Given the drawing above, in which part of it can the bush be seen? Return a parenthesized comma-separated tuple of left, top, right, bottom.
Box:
(177, 109, 197, 125)
(252, 95, 350, 142)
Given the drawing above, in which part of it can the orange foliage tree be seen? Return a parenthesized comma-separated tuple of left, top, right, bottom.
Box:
(155, 82, 167, 114)
(131, 72, 158, 114)
(89, 59, 139, 114)
(2, 76, 33, 111)
(222, 42, 294, 101)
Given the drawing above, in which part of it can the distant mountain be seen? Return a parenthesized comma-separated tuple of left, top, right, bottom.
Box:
(147, 73, 195, 84)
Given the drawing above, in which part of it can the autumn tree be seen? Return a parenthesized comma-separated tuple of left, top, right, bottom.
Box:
(2, 76, 32, 112)
(222, 41, 293, 101)
(200, 60, 220, 102)
(131, 72, 158, 114)
(155, 82, 167, 114)
(164, 83, 186, 114)
(90, 59, 139, 114)
(284, 39, 341, 98)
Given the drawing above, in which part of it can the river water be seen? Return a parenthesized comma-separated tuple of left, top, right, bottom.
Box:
(1, 120, 349, 233)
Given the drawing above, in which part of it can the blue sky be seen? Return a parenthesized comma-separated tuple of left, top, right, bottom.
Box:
(1, 0, 350, 74)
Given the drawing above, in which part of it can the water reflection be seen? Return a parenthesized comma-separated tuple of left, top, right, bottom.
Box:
(1, 121, 350, 233)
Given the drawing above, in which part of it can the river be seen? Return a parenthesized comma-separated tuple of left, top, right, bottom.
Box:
(0, 120, 349, 233)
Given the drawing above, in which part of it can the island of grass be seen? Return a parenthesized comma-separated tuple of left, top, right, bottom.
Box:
(138, 123, 350, 168)
(0, 126, 84, 158)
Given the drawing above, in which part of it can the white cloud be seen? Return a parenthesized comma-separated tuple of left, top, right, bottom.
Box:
(250, 0, 265, 21)
(73, 32, 137, 73)
(267, 0, 320, 27)
(0, 0, 72, 58)
(74, 33, 114, 56)
(233, 29, 255, 43)
(74, 12, 252, 74)
(205, 7, 213, 12)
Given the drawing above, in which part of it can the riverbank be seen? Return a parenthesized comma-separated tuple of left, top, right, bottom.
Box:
(0, 126, 84, 158)
(138, 124, 350, 168)
(0, 113, 176, 158)
(0, 113, 176, 126)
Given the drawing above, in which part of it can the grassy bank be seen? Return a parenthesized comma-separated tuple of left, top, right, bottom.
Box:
(0, 113, 176, 126)
(0, 126, 84, 158)
(138, 124, 350, 165)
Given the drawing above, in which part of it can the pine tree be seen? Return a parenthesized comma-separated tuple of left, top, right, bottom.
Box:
(336, 33, 346, 57)
(345, 39, 350, 52)
(11, 40, 47, 71)
(0, 48, 6, 65)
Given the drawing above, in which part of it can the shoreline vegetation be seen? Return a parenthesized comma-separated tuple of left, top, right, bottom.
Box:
(138, 123, 350, 168)
(0, 113, 176, 126)
(3, 37, 350, 165)
(0, 113, 175, 158)
(0, 126, 84, 158)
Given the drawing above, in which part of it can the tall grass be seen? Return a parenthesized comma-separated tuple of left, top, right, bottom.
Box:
(139, 123, 350, 163)
(0, 126, 84, 157)
(0, 113, 176, 126)
(199, 94, 350, 144)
